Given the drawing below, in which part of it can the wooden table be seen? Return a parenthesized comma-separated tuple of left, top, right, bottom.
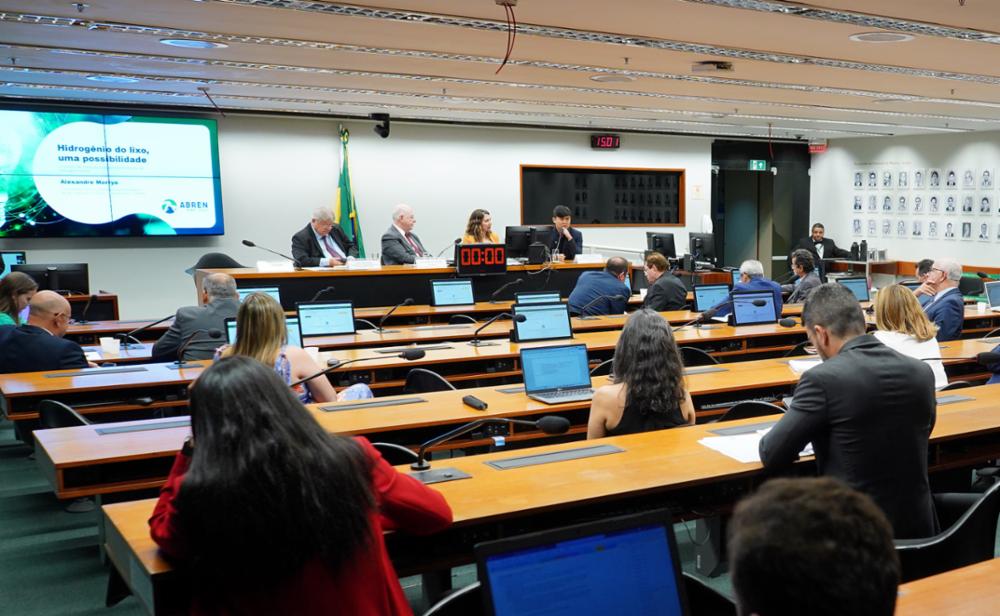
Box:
(895, 557, 1000, 615)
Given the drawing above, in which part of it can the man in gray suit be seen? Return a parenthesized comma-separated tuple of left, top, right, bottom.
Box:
(781, 249, 822, 304)
(380, 203, 428, 265)
(760, 283, 937, 539)
(152, 273, 240, 361)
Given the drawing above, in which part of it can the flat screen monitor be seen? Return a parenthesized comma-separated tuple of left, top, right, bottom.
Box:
(238, 286, 281, 304)
(476, 509, 689, 616)
(296, 301, 355, 337)
(646, 232, 677, 259)
(689, 232, 716, 263)
(512, 302, 573, 342)
(505, 226, 535, 260)
(0, 109, 223, 238)
(731, 291, 778, 326)
(692, 283, 730, 313)
(226, 316, 301, 347)
(515, 291, 561, 305)
(836, 276, 870, 302)
(431, 279, 475, 306)
(519, 344, 591, 394)
(11, 263, 89, 294)
(1, 251, 26, 279)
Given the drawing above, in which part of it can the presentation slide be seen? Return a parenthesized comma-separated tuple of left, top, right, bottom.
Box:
(299, 303, 354, 336)
(0, 110, 223, 237)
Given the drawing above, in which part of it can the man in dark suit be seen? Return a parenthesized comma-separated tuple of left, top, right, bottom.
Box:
(152, 273, 240, 361)
(759, 283, 937, 539)
(290, 207, 358, 267)
(567, 257, 631, 316)
(0, 291, 89, 373)
(381, 203, 429, 265)
(541, 204, 583, 261)
(641, 252, 686, 311)
(792, 222, 851, 278)
(921, 258, 964, 341)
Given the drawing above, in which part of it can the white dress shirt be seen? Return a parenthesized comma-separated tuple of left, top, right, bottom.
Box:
(872, 330, 948, 390)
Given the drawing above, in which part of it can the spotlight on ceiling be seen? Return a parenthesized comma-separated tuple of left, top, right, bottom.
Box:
(369, 113, 390, 138)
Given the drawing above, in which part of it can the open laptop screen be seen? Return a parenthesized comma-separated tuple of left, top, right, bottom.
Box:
(431, 279, 474, 306)
(520, 344, 591, 393)
(986, 281, 1000, 309)
(515, 291, 561, 305)
(0, 251, 26, 279)
(297, 301, 355, 337)
(237, 286, 281, 304)
(693, 284, 730, 313)
(226, 316, 302, 347)
(731, 291, 778, 326)
(513, 303, 573, 342)
(836, 277, 870, 302)
(730, 269, 741, 286)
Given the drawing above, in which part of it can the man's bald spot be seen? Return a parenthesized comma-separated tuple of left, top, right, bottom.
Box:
(29, 290, 70, 317)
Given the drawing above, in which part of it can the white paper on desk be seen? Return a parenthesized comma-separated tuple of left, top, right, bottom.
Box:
(699, 431, 813, 464)
(414, 258, 448, 269)
(84, 351, 101, 361)
(347, 259, 381, 270)
(788, 358, 822, 374)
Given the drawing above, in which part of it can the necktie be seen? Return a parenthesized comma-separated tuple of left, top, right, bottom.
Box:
(405, 232, 422, 256)
(322, 235, 345, 259)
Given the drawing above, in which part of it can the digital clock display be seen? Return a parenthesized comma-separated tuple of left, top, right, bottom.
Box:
(456, 244, 508, 276)
(590, 134, 620, 149)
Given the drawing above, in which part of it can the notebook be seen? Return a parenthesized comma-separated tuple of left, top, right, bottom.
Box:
(296, 301, 355, 337)
(986, 281, 1000, 312)
(237, 286, 281, 304)
(514, 291, 561, 305)
(225, 316, 302, 347)
(836, 276, 870, 302)
(731, 291, 778, 326)
(431, 279, 475, 306)
(693, 283, 730, 313)
(512, 302, 573, 342)
(519, 344, 593, 404)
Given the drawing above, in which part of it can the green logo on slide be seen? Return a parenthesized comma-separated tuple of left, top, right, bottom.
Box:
(161, 199, 177, 214)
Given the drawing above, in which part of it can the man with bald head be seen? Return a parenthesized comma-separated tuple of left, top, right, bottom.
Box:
(381, 203, 429, 265)
(152, 273, 239, 361)
(0, 290, 89, 373)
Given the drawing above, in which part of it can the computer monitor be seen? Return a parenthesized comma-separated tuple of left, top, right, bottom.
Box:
(476, 509, 689, 616)
(646, 232, 677, 259)
(237, 286, 281, 304)
(836, 276, 870, 302)
(729, 269, 741, 286)
(731, 290, 778, 326)
(689, 232, 717, 264)
(518, 344, 591, 395)
(0, 251, 26, 279)
(296, 301, 356, 337)
(692, 283, 730, 313)
(225, 316, 301, 347)
(985, 281, 1000, 310)
(430, 279, 475, 306)
(514, 291, 561, 305)
(11, 263, 89, 294)
(505, 226, 536, 260)
(512, 302, 573, 342)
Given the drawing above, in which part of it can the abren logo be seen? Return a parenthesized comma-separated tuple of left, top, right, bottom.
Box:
(161, 199, 177, 214)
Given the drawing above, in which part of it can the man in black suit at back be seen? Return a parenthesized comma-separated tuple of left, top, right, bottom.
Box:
(759, 283, 938, 539)
(792, 222, 851, 279)
(641, 252, 686, 311)
(152, 273, 240, 361)
(290, 207, 358, 267)
(0, 290, 89, 373)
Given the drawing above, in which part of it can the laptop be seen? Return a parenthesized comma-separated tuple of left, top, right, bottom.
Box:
(730, 269, 741, 286)
(986, 281, 1000, 312)
(519, 344, 593, 404)
(476, 509, 689, 616)
(0, 251, 26, 279)
(430, 279, 474, 306)
(514, 291, 561, 305)
(225, 316, 302, 347)
(297, 301, 356, 337)
(836, 276, 870, 302)
(692, 283, 730, 313)
(237, 286, 281, 304)
(512, 302, 573, 343)
(900, 280, 922, 292)
(731, 290, 779, 326)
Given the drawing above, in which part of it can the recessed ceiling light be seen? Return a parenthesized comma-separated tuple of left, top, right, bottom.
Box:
(590, 74, 636, 83)
(849, 32, 914, 43)
(85, 74, 140, 83)
(159, 39, 228, 49)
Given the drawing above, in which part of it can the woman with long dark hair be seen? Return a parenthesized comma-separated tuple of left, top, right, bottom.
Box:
(0, 272, 38, 326)
(587, 309, 695, 438)
(149, 356, 452, 614)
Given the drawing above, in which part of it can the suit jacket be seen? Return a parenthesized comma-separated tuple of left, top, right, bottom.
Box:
(567, 271, 630, 316)
(759, 334, 938, 539)
(151, 298, 240, 362)
(782, 271, 822, 303)
(923, 287, 964, 341)
(380, 225, 427, 265)
(643, 273, 687, 312)
(793, 236, 851, 261)
(291, 223, 358, 267)
(0, 324, 88, 373)
(542, 226, 582, 261)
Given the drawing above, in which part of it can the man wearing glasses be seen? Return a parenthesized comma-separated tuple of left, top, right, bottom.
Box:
(921, 259, 965, 341)
(0, 290, 90, 373)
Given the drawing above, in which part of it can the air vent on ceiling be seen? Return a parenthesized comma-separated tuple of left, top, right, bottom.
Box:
(692, 61, 733, 73)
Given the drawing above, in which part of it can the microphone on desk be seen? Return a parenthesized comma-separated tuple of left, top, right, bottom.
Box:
(408, 415, 571, 482)
(672, 306, 719, 332)
(470, 312, 526, 346)
(72, 397, 155, 409)
(115, 314, 175, 348)
(289, 348, 426, 388)
(490, 278, 523, 303)
(376, 298, 414, 333)
(436, 238, 462, 258)
(75, 294, 99, 324)
(309, 286, 336, 302)
(241, 239, 301, 269)
(578, 295, 626, 320)
(166, 328, 223, 370)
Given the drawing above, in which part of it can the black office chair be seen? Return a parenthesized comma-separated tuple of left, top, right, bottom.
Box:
(448, 314, 478, 325)
(371, 442, 419, 466)
(422, 582, 482, 616)
(589, 358, 614, 377)
(682, 572, 737, 616)
(895, 481, 1000, 583)
(783, 341, 815, 358)
(404, 368, 457, 394)
(940, 380, 974, 391)
(184, 252, 245, 275)
(38, 400, 92, 430)
(714, 401, 784, 423)
(681, 347, 719, 367)
(959, 276, 985, 297)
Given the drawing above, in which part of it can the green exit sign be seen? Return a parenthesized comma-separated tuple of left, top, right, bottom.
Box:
(748, 159, 769, 171)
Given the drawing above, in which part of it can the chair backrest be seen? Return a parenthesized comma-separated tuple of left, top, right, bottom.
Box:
(681, 346, 719, 367)
(940, 380, 973, 391)
(371, 442, 419, 466)
(959, 275, 985, 297)
(37, 400, 91, 430)
(895, 481, 1000, 582)
(404, 368, 457, 394)
(186, 252, 245, 273)
(715, 401, 784, 423)
(422, 582, 482, 616)
(784, 340, 814, 358)
(589, 358, 614, 377)
(682, 572, 737, 616)
(448, 314, 478, 325)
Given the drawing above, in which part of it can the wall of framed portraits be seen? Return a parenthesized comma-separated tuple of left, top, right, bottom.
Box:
(809, 130, 1000, 268)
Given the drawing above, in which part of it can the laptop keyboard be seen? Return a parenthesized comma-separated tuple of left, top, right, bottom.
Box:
(541, 388, 594, 398)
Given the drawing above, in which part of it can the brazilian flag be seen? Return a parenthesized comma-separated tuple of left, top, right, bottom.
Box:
(335, 126, 365, 257)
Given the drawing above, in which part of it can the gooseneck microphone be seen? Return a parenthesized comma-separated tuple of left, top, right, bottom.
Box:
(167, 328, 223, 370)
(672, 306, 720, 332)
(469, 312, 526, 346)
(75, 294, 99, 325)
(377, 298, 414, 333)
(490, 278, 524, 303)
(436, 238, 462, 257)
(289, 348, 426, 388)
(309, 286, 336, 302)
(242, 239, 301, 268)
(578, 294, 626, 320)
(115, 314, 175, 348)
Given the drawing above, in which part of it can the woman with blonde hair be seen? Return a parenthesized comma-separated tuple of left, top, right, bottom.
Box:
(462, 208, 500, 244)
(218, 292, 371, 402)
(873, 284, 948, 389)
(0, 272, 37, 326)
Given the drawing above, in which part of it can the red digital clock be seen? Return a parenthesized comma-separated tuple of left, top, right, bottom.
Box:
(590, 134, 620, 149)
(456, 243, 508, 276)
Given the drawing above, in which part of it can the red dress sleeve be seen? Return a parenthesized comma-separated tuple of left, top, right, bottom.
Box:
(148, 450, 193, 560)
(354, 437, 453, 534)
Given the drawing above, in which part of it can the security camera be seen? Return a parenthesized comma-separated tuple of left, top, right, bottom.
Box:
(369, 112, 390, 138)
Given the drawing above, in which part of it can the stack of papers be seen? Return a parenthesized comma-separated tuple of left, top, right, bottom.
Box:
(788, 358, 822, 374)
(699, 427, 813, 464)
